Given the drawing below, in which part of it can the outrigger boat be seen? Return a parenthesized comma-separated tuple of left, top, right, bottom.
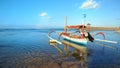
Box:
(58, 25, 91, 46)
(48, 15, 94, 46)
(48, 16, 118, 46)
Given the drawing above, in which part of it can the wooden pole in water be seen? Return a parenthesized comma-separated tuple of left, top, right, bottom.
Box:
(65, 16, 68, 32)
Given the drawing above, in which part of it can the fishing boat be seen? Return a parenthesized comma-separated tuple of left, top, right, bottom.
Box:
(58, 15, 95, 46)
(48, 15, 118, 46)
(48, 15, 94, 46)
(59, 25, 89, 46)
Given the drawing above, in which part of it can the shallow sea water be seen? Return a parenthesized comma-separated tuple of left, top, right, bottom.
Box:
(0, 29, 120, 68)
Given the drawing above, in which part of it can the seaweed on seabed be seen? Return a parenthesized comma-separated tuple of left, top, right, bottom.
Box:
(71, 52, 85, 61)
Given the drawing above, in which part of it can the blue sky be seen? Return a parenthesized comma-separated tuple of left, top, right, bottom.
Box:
(0, 0, 120, 29)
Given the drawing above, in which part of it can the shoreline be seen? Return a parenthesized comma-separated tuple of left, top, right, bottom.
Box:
(87, 26, 120, 31)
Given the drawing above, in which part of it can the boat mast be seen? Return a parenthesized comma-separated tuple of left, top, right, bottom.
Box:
(83, 14, 86, 25)
(65, 16, 68, 32)
(82, 14, 86, 38)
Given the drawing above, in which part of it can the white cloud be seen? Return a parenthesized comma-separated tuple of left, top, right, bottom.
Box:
(80, 0, 99, 9)
(39, 12, 52, 22)
(40, 12, 48, 17)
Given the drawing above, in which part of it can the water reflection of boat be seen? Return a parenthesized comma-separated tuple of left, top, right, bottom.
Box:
(49, 38, 88, 68)
(62, 39, 87, 55)
(49, 42, 63, 54)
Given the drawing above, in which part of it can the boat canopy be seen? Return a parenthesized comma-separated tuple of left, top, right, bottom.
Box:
(66, 25, 86, 29)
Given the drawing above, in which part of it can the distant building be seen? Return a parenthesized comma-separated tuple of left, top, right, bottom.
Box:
(87, 23, 91, 27)
(86, 23, 91, 31)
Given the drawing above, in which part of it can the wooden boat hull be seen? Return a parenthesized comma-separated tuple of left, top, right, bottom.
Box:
(62, 35, 87, 46)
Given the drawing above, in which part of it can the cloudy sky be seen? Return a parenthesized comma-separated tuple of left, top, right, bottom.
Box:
(1, 0, 120, 28)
